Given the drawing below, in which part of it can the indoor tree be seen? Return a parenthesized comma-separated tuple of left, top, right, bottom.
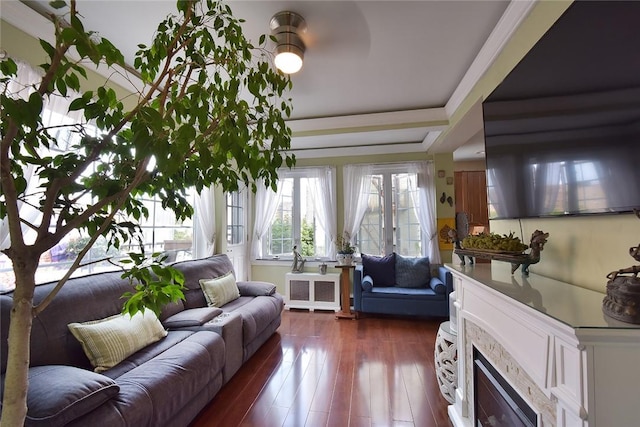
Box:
(0, 0, 294, 424)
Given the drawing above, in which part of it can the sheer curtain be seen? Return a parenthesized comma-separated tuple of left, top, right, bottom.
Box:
(310, 167, 337, 259)
(407, 161, 441, 263)
(194, 185, 216, 258)
(0, 59, 83, 250)
(343, 164, 373, 244)
(251, 181, 283, 259)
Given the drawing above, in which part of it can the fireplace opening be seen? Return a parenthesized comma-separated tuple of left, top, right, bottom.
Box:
(473, 348, 537, 427)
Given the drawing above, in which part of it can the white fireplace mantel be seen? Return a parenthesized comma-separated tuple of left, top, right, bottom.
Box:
(446, 262, 640, 427)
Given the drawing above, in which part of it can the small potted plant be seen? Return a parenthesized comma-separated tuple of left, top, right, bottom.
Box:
(336, 232, 356, 265)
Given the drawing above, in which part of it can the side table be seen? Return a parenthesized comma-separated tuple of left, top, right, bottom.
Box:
(334, 264, 355, 319)
(434, 320, 457, 404)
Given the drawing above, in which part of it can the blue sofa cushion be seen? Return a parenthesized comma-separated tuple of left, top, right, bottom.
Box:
(362, 253, 396, 287)
(24, 365, 119, 427)
(368, 286, 444, 300)
(361, 275, 374, 291)
(395, 254, 431, 288)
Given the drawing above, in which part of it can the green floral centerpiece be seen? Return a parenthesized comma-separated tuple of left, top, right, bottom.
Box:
(336, 232, 355, 265)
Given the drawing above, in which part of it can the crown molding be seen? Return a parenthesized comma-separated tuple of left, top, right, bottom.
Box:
(445, 0, 537, 118)
(288, 108, 448, 137)
(289, 141, 428, 159)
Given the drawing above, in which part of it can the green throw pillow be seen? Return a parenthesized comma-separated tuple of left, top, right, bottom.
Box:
(199, 271, 240, 307)
(68, 309, 167, 373)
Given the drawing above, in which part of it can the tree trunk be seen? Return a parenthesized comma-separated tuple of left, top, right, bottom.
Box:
(1, 258, 37, 427)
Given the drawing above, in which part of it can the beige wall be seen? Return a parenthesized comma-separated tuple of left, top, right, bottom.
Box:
(490, 215, 640, 292)
(454, 160, 485, 172)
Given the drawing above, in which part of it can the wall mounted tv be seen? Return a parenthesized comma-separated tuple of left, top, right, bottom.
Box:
(482, 1, 640, 220)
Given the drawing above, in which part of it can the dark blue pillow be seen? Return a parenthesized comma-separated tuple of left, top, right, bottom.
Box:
(361, 253, 396, 287)
(395, 254, 431, 288)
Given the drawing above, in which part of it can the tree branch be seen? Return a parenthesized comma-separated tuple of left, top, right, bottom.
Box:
(34, 156, 151, 314)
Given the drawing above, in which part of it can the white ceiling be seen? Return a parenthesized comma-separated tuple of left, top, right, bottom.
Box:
(4, 0, 534, 160)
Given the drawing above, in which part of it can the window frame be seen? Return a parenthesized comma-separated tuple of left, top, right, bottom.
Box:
(357, 164, 422, 257)
(261, 167, 335, 260)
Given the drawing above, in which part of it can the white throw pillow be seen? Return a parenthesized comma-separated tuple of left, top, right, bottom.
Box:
(68, 309, 167, 372)
(199, 271, 240, 307)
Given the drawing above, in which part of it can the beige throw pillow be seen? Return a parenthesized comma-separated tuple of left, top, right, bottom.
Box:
(199, 272, 240, 307)
(68, 309, 167, 372)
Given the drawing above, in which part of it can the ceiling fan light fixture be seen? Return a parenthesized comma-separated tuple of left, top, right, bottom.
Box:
(274, 49, 304, 74)
(270, 11, 306, 74)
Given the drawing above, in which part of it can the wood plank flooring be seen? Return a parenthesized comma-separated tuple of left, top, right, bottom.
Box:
(190, 310, 452, 427)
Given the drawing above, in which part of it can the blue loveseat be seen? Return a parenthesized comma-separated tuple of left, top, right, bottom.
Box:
(353, 253, 453, 318)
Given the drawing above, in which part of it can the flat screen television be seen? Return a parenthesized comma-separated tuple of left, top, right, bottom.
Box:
(482, 1, 640, 220)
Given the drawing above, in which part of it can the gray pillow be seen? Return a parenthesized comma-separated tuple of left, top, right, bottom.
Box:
(395, 254, 430, 288)
(25, 365, 119, 427)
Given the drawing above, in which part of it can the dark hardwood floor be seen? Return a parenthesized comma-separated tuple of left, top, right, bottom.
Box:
(190, 310, 453, 427)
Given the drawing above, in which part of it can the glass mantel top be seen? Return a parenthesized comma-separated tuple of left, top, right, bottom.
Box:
(445, 262, 640, 330)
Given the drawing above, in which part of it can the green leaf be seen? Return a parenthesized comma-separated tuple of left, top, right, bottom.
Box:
(49, 1, 67, 9)
(0, 58, 17, 76)
(39, 39, 56, 59)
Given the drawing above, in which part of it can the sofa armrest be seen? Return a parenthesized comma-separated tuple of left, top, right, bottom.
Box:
(429, 276, 447, 294)
(437, 266, 454, 296)
(353, 265, 364, 311)
(235, 281, 276, 296)
(162, 307, 222, 328)
(19, 365, 119, 426)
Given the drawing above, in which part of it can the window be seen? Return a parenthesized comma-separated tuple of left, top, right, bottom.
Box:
(0, 67, 196, 292)
(260, 168, 335, 259)
(358, 170, 422, 257)
(226, 190, 245, 246)
(135, 191, 195, 263)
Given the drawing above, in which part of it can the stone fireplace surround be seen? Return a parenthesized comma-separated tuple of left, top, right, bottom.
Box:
(446, 263, 640, 427)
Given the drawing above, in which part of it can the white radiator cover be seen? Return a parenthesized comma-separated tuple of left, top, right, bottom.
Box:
(285, 272, 340, 311)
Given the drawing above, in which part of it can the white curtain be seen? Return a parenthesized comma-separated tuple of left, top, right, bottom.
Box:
(343, 164, 373, 244)
(251, 180, 283, 259)
(194, 185, 216, 258)
(408, 161, 441, 263)
(0, 59, 83, 250)
(310, 166, 337, 258)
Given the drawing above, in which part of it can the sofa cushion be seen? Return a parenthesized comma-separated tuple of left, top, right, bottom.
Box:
(68, 309, 167, 373)
(162, 307, 223, 328)
(362, 253, 396, 287)
(369, 286, 443, 299)
(199, 272, 240, 307)
(361, 275, 374, 292)
(395, 254, 431, 288)
(24, 365, 119, 427)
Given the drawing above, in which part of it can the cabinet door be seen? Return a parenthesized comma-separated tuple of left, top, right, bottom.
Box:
(454, 171, 489, 227)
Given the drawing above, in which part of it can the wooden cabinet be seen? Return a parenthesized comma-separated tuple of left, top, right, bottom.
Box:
(454, 170, 489, 228)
